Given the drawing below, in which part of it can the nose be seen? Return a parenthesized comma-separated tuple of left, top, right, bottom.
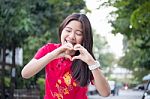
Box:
(68, 31, 75, 40)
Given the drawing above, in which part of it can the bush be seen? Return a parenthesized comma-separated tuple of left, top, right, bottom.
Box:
(37, 78, 45, 98)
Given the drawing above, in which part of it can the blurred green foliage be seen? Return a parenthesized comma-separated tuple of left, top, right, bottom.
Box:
(37, 78, 45, 98)
(0, 0, 117, 97)
(0, 0, 87, 97)
(93, 33, 115, 68)
(102, 0, 150, 83)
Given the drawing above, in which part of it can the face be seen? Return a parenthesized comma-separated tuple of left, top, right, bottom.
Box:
(61, 20, 83, 46)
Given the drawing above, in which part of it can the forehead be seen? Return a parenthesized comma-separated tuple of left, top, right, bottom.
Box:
(65, 20, 83, 31)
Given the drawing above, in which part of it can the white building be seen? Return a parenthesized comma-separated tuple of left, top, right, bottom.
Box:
(0, 48, 23, 66)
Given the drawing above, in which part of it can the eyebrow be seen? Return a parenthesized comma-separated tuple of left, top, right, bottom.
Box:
(65, 27, 83, 33)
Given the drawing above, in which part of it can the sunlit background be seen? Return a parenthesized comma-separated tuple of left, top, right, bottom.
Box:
(0, 0, 149, 99)
(86, 0, 123, 59)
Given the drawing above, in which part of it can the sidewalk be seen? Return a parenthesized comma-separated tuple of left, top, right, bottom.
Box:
(88, 89, 144, 99)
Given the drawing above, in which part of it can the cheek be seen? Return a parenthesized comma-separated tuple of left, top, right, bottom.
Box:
(61, 30, 68, 38)
(77, 37, 83, 44)
(61, 32, 68, 44)
(61, 35, 65, 43)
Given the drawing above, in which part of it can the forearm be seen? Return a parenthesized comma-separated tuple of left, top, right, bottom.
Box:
(86, 59, 110, 96)
(91, 68, 110, 97)
(21, 52, 56, 79)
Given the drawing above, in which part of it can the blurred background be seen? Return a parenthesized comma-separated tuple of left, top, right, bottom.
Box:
(0, 0, 149, 99)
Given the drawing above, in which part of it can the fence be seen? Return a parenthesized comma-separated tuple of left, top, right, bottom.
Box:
(14, 89, 40, 99)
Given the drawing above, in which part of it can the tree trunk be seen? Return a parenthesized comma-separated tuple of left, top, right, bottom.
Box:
(0, 47, 6, 99)
(9, 46, 16, 99)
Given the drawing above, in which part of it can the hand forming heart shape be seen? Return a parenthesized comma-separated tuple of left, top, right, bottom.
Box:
(56, 43, 91, 63)
(62, 43, 88, 61)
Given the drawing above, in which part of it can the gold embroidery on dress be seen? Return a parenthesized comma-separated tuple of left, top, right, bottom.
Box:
(58, 79, 61, 84)
(63, 72, 71, 86)
(53, 72, 77, 99)
(54, 92, 63, 99)
(73, 82, 77, 87)
(64, 87, 69, 94)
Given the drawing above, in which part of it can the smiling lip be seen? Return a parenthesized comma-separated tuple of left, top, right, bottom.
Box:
(65, 40, 75, 46)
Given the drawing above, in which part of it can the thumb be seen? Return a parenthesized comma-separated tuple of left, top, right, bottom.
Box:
(71, 56, 81, 61)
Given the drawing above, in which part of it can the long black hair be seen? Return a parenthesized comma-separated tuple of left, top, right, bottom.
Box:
(58, 13, 95, 86)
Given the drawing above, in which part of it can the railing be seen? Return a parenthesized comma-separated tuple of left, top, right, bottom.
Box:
(14, 89, 40, 99)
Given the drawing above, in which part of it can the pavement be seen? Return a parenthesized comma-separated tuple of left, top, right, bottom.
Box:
(88, 89, 144, 99)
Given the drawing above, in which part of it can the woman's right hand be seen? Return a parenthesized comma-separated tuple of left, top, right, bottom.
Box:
(21, 43, 74, 79)
(53, 42, 74, 60)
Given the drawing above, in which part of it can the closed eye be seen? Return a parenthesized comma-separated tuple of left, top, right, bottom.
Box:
(75, 31, 83, 36)
(64, 27, 72, 33)
(66, 29, 71, 32)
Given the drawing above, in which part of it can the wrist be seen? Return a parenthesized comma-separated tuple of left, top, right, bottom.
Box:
(88, 60, 101, 71)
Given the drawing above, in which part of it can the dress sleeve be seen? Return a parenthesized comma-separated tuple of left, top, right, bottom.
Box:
(34, 43, 58, 59)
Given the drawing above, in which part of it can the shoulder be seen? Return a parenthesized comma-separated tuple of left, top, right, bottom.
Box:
(34, 43, 61, 59)
(46, 43, 61, 48)
(41, 43, 61, 51)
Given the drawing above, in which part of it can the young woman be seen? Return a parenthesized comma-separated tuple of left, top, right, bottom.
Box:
(21, 13, 110, 99)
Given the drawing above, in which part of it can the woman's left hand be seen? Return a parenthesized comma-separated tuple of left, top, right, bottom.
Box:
(72, 44, 95, 65)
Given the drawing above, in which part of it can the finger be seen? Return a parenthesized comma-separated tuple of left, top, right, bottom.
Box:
(64, 55, 72, 61)
(60, 45, 72, 52)
(74, 44, 83, 51)
(74, 44, 81, 48)
(72, 55, 81, 61)
(65, 49, 74, 54)
(66, 42, 73, 47)
(65, 43, 74, 50)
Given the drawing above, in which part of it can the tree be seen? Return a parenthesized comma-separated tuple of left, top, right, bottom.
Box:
(0, 0, 87, 98)
(102, 0, 150, 82)
(93, 33, 116, 76)
(0, 0, 34, 98)
(23, 0, 87, 64)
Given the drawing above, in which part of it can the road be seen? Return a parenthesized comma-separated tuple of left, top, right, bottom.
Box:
(88, 89, 144, 99)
